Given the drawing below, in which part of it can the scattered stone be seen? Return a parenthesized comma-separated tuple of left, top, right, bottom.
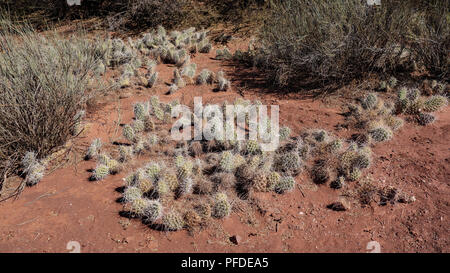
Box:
(229, 235, 241, 245)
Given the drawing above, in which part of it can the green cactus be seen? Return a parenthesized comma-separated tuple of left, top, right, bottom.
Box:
(174, 155, 185, 168)
(267, 171, 281, 191)
(163, 172, 179, 191)
(388, 76, 397, 88)
(422, 95, 447, 112)
(279, 126, 291, 141)
(275, 176, 295, 194)
(132, 120, 145, 133)
(275, 152, 301, 174)
(123, 186, 142, 203)
(177, 161, 193, 180)
(369, 126, 393, 142)
(253, 171, 269, 192)
(353, 152, 371, 169)
(248, 155, 261, 169)
(326, 139, 343, 153)
(147, 134, 158, 146)
(163, 211, 185, 231)
(93, 164, 109, 181)
(246, 140, 260, 154)
(219, 151, 234, 173)
(134, 102, 150, 121)
(348, 168, 362, 181)
(145, 163, 161, 181)
(406, 88, 421, 102)
(362, 93, 378, 110)
(195, 202, 212, 220)
(153, 106, 165, 121)
(119, 145, 133, 162)
(122, 124, 136, 143)
(130, 197, 148, 217)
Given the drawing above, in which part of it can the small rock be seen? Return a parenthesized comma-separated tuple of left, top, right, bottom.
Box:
(229, 235, 241, 245)
(326, 202, 347, 211)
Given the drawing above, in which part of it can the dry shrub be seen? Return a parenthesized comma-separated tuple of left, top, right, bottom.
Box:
(256, 0, 448, 87)
(0, 17, 99, 189)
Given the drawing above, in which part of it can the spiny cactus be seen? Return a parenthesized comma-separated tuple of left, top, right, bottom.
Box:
(137, 176, 153, 193)
(177, 160, 193, 180)
(422, 95, 447, 112)
(313, 130, 327, 142)
(233, 154, 246, 169)
(144, 200, 163, 222)
(218, 76, 231, 91)
(267, 171, 281, 191)
(163, 211, 185, 231)
(145, 163, 161, 181)
(130, 197, 148, 217)
(196, 69, 213, 85)
(405, 99, 424, 115)
(92, 164, 109, 181)
(143, 116, 155, 132)
(253, 171, 269, 192)
(384, 116, 404, 131)
(25, 161, 45, 186)
(123, 186, 142, 203)
(275, 152, 301, 174)
(153, 106, 165, 121)
(198, 41, 212, 53)
(184, 210, 202, 228)
(279, 126, 291, 141)
(155, 180, 170, 196)
(132, 120, 145, 133)
(134, 102, 150, 121)
(168, 84, 179, 94)
(195, 202, 212, 220)
(173, 69, 185, 88)
(348, 168, 362, 181)
(22, 151, 37, 172)
(246, 140, 260, 155)
(219, 151, 234, 173)
(417, 112, 435, 126)
(163, 172, 179, 191)
(406, 88, 421, 102)
(133, 138, 145, 153)
(247, 155, 261, 169)
(181, 63, 197, 79)
(275, 176, 296, 194)
(122, 124, 136, 143)
(178, 177, 193, 196)
(326, 139, 343, 153)
(85, 138, 102, 160)
(388, 76, 397, 88)
(353, 152, 371, 170)
(369, 126, 393, 142)
(213, 194, 231, 218)
(362, 93, 378, 110)
(215, 48, 232, 60)
(147, 134, 158, 146)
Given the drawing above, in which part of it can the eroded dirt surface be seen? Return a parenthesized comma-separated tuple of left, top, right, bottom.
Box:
(0, 39, 448, 253)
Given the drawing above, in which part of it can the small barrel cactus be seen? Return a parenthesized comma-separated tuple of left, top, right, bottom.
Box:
(123, 186, 143, 203)
(92, 164, 109, 181)
(384, 116, 404, 131)
(326, 139, 343, 153)
(184, 210, 203, 228)
(279, 126, 291, 141)
(132, 120, 145, 133)
(144, 200, 163, 222)
(22, 151, 37, 172)
(274, 152, 302, 174)
(178, 177, 193, 196)
(369, 126, 393, 142)
(130, 197, 148, 217)
(25, 161, 46, 186)
(348, 168, 362, 181)
(147, 72, 159, 88)
(213, 194, 231, 218)
(219, 151, 234, 173)
(275, 176, 296, 194)
(196, 69, 213, 85)
(177, 161, 193, 180)
(119, 145, 133, 162)
(163, 211, 185, 231)
(122, 124, 136, 143)
(253, 171, 269, 192)
(267, 171, 281, 191)
(145, 163, 161, 181)
(362, 93, 378, 110)
(246, 140, 260, 155)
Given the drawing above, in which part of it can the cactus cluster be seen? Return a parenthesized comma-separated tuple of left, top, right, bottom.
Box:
(246, 140, 260, 154)
(196, 69, 214, 85)
(275, 176, 295, 194)
(163, 211, 185, 231)
(274, 152, 301, 174)
(219, 151, 235, 173)
(279, 126, 291, 141)
(92, 164, 109, 181)
(369, 126, 393, 142)
(212, 193, 231, 218)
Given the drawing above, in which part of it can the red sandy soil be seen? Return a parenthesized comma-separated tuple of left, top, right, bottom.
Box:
(0, 39, 448, 253)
